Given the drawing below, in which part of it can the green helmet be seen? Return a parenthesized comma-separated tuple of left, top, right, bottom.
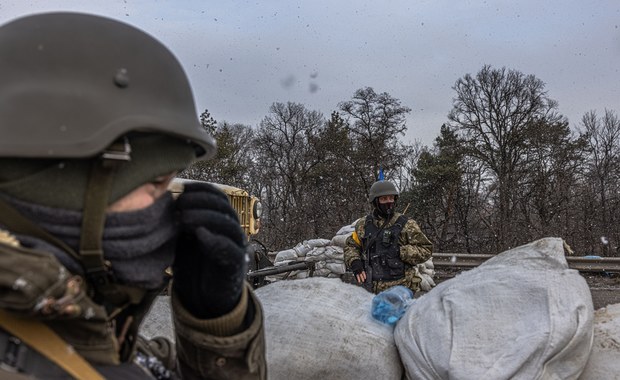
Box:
(0, 12, 215, 159)
(368, 180, 399, 203)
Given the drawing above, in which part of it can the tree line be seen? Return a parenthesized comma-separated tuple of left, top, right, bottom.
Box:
(180, 65, 620, 257)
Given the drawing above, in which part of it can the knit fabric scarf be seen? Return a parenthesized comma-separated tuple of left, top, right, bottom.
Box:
(4, 193, 177, 290)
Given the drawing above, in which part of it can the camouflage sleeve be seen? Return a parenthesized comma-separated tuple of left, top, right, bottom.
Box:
(398, 219, 433, 266)
(171, 282, 266, 379)
(343, 218, 365, 268)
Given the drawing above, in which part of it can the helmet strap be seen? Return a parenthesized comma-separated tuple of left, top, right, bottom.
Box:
(79, 137, 145, 307)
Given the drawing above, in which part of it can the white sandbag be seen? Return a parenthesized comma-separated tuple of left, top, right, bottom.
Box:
(305, 247, 326, 260)
(305, 238, 331, 247)
(336, 223, 356, 236)
(417, 271, 435, 292)
(293, 243, 312, 257)
(579, 303, 620, 380)
(418, 257, 435, 273)
(325, 262, 346, 274)
(313, 268, 331, 277)
(293, 271, 309, 279)
(323, 246, 344, 260)
(395, 237, 594, 380)
(330, 234, 349, 248)
(423, 258, 434, 270)
(256, 277, 403, 380)
(274, 249, 298, 262)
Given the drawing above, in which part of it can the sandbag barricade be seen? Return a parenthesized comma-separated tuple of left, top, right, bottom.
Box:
(270, 221, 436, 290)
(395, 237, 595, 380)
(255, 277, 403, 380)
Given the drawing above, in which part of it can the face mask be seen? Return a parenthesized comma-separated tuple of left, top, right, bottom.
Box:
(5, 193, 177, 290)
(376, 201, 395, 218)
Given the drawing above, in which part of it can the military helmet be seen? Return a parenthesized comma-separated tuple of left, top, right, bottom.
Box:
(0, 12, 215, 159)
(368, 180, 399, 203)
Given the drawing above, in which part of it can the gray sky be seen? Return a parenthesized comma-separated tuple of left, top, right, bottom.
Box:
(1, 0, 618, 146)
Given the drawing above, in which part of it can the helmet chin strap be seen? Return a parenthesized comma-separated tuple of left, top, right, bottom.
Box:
(79, 137, 144, 306)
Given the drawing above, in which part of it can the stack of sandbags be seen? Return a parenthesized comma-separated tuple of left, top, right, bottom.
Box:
(579, 303, 620, 379)
(269, 221, 437, 290)
(415, 259, 436, 291)
(395, 237, 594, 380)
(329, 222, 356, 248)
(271, 238, 343, 279)
(255, 277, 403, 380)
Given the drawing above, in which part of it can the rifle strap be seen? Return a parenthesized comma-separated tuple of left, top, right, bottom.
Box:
(0, 309, 104, 380)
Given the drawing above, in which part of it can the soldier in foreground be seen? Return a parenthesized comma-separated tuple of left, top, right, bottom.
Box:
(344, 180, 433, 294)
(0, 12, 265, 379)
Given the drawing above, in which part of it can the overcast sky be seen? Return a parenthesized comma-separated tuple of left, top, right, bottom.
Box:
(1, 0, 618, 146)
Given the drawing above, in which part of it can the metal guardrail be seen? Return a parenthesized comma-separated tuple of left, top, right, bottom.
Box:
(432, 253, 620, 273)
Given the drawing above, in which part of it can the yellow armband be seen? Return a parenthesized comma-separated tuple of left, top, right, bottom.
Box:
(351, 231, 361, 246)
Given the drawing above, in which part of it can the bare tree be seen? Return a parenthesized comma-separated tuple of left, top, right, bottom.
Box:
(253, 102, 324, 249)
(580, 109, 620, 255)
(180, 120, 254, 189)
(448, 65, 564, 251)
(339, 87, 412, 193)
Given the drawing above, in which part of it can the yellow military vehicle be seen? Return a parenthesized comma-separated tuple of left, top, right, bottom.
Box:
(169, 178, 262, 237)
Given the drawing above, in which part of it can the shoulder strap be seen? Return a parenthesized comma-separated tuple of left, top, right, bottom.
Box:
(0, 309, 105, 380)
(394, 215, 408, 229)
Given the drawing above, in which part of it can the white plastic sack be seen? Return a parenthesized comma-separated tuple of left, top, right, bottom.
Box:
(305, 247, 326, 260)
(325, 262, 346, 274)
(256, 277, 403, 380)
(330, 234, 349, 248)
(305, 238, 331, 248)
(293, 243, 312, 257)
(323, 246, 344, 260)
(416, 268, 436, 291)
(274, 249, 298, 262)
(395, 238, 594, 380)
(579, 303, 620, 380)
(336, 223, 356, 236)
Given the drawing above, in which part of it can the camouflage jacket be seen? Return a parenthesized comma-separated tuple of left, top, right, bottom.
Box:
(0, 229, 266, 379)
(343, 212, 433, 293)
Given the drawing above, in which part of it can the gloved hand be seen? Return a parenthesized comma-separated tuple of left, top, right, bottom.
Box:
(173, 182, 247, 319)
(349, 259, 364, 275)
(349, 259, 367, 284)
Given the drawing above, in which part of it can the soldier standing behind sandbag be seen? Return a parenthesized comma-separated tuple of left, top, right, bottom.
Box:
(0, 13, 265, 379)
(344, 180, 433, 294)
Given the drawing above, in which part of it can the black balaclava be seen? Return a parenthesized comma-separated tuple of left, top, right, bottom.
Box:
(373, 196, 397, 219)
(4, 193, 176, 290)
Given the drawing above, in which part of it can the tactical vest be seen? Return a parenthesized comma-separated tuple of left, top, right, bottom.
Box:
(363, 215, 408, 281)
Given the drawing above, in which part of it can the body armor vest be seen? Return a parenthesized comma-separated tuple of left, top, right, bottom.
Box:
(363, 215, 407, 281)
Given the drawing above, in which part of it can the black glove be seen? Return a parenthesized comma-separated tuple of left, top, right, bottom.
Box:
(173, 182, 247, 319)
(349, 259, 365, 275)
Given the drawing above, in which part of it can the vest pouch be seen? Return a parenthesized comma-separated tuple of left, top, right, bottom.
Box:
(386, 257, 405, 278)
(371, 255, 405, 281)
(364, 214, 408, 282)
(0, 244, 68, 312)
